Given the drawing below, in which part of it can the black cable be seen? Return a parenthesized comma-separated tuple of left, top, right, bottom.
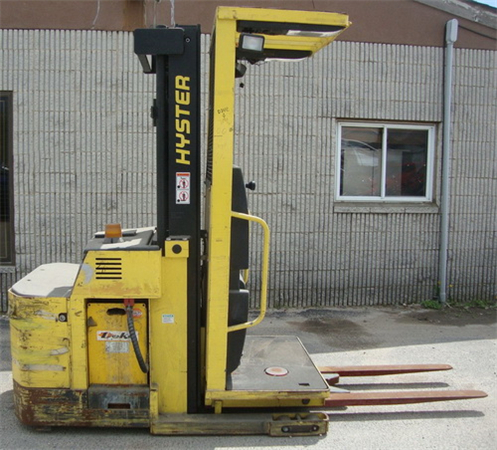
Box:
(126, 306, 149, 373)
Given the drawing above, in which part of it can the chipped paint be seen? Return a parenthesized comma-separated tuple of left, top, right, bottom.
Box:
(50, 347, 70, 356)
(21, 364, 66, 372)
(9, 293, 71, 388)
(34, 310, 57, 321)
(80, 263, 93, 285)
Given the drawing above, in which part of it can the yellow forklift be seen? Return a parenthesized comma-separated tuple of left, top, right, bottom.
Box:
(8, 7, 486, 436)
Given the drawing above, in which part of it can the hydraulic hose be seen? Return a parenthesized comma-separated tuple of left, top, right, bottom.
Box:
(124, 300, 149, 374)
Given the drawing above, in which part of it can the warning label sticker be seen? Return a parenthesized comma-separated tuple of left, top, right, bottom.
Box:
(176, 172, 190, 204)
(162, 314, 175, 324)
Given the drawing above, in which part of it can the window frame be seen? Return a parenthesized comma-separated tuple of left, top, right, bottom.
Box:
(1, 91, 15, 266)
(336, 121, 435, 203)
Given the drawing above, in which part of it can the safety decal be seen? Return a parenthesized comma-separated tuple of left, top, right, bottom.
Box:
(176, 172, 190, 204)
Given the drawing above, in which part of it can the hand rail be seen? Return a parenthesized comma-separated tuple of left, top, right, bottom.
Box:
(227, 211, 270, 333)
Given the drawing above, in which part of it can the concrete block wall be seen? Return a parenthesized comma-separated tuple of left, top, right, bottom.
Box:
(1, 30, 495, 310)
(235, 41, 496, 307)
(0, 30, 157, 310)
(449, 48, 497, 300)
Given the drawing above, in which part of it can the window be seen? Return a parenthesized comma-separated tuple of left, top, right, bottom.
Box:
(337, 122, 435, 202)
(1, 92, 14, 265)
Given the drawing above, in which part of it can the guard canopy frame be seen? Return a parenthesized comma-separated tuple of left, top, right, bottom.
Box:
(203, 6, 351, 402)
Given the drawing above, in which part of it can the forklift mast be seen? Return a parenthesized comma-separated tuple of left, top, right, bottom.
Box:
(134, 24, 202, 414)
(133, 7, 352, 412)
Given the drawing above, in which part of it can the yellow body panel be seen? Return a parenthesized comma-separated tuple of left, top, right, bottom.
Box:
(75, 250, 161, 299)
(87, 301, 148, 385)
(204, 13, 238, 393)
(150, 240, 189, 413)
(9, 295, 70, 388)
(221, 6, 350, 54)
(67, 295, 89, 389)
(205, 391, 327, 409)
(217, 6, 349, 27)
(64, 249, 161, 390)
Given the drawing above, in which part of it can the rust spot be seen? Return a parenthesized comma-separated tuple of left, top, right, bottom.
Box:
(13, 382, 150, 429)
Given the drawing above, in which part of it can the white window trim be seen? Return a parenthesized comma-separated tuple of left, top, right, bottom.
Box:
(336, 122, 435, 203)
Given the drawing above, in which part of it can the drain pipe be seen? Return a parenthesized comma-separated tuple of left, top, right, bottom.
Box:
(439, 19, 458, 305)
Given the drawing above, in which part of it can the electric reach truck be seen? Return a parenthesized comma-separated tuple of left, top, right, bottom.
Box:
(8, 7, 486, 436)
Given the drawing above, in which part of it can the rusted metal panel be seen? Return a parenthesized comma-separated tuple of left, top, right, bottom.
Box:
(13, 382, 150, 428)
(87, 385, 149, 410)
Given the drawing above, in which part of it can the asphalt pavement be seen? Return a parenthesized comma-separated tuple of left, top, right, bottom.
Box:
(1, 306, 495, 450)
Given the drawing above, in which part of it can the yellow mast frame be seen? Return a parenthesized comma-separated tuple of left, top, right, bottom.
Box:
(204, 6, 350, 402)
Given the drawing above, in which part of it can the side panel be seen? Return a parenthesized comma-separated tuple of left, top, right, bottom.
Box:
(87, 301, 148, 385)
(9, 295, 70, 388)
(150, 240, 189, 413)
(75, 250, 162, 299)
(69, 249, 161, 389)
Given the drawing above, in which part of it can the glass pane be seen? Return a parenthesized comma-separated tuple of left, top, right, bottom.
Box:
(340, 127, 382, 197)
(385, 129, 428, 197)
(0, 94, 12, 263)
